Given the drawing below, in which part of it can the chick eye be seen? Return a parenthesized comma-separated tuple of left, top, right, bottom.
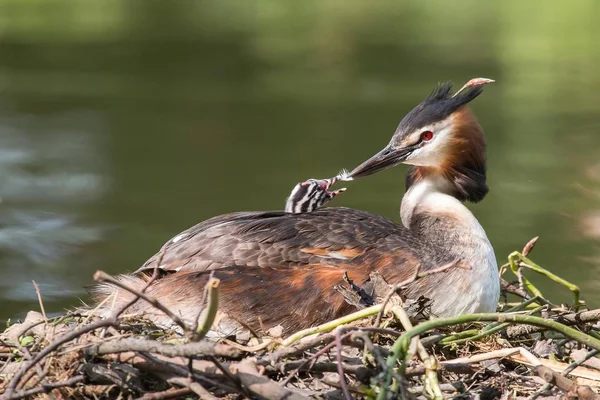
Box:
(420, 131, 434, 142)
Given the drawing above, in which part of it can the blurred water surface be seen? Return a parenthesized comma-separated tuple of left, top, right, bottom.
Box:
(1, 1, 600, 320)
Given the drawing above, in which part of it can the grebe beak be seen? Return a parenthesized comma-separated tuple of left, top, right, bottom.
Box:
(349, 144, 415, 178)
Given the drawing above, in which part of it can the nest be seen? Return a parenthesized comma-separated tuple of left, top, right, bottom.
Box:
(1, 238, 600, 400)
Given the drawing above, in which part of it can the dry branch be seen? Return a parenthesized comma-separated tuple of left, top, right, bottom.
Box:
(2, 375, 85, 400)
(85, 337, 241, 359)
(230, 358, 306, 400)
(2, 240, 600, 399)
(94, 271, 190, 334)
(135, 387, 192, 400)
(536, 365, 599, 399)
(3, 262, 165, 397)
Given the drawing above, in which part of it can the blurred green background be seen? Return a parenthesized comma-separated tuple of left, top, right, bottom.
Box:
(1, 0, 600, 321)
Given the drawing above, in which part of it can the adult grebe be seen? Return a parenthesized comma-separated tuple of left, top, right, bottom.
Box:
(93, 78, 500, 336)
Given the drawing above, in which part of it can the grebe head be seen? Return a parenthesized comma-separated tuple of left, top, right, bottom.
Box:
(350, 78, 493, 203)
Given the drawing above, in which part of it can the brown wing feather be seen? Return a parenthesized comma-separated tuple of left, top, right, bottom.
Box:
(136, 207, 415, 274)
(98, 207, 464, 333)
(128, 242, 437, 334)
(98, 249, 454, 334)
(133, 264, 370, 334)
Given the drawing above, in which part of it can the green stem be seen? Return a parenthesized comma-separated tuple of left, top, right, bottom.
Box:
(193, 278, 220, 341)
(589, 330, 600, 341)
(509, 252, 581, 309)
(390, 305, 443, 399)
(378, 313, 600, 400)
(282, 304, 383, 346)
(440, 298, 544, 345)
(438, 329, 480, 344)
(441, 322, 511, 345)
(443, 301, 548, 346)
(508, 252, 544, 298)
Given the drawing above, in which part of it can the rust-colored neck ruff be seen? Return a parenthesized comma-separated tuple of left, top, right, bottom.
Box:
(405, 107, 488, 203)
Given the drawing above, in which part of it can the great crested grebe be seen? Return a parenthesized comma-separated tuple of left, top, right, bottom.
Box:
(93, 78, 500, 336)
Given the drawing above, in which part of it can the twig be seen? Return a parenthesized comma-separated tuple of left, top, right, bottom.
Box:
(264, 326, 398, 366)
(223, 338, 273, 353)
(81, 362, 143, 393)
(534, 365, 599, 400)
(351, 330, 389, 368)
(268, 359, 371, 376)
(3, 375, 85, 400)
(136, 351, 238, 394)
(85, 337, 241, 358)
(563, 349, 600, 377)
(444, 347, 536, 366)
(404, 362, 475, 377)
(167, 377, 218, 400)
(230, 358, 306, 400)
(4, 264, 163, 396)
(279, 330, 355, 386)
(190, 271, 213, 335)
(556, 308, 600, 324)
(266, 332, 337, 363)
(507, 308, 600, 338)
(335, 327, 352, 400)
(4, 316, 110, 394)
(409, 383, 462, 394)
(94, 270, 190, 334)
(320, 378, 367, 395)
(528, 349, 600, 400)
(184, 276, 221, 383)
(3, 320, 53, 392)
(79, 289, 115, 327)
(31, 281, 47, 324)
(14, 346, 46, 391)
(374, 265, 419, 327)
(208, 355, 252, 399)
(190, 277, 220, 341)
(135, 387, 192, 400)
(378, 312, 600, 400)
(391, 305, 442, 399)
(500, 278, 531, 300)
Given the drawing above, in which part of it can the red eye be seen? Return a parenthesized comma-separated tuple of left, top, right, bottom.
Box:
(420, 131, 434, 141)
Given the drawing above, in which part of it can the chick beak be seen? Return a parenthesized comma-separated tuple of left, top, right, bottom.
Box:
(349, 144, 414, 178)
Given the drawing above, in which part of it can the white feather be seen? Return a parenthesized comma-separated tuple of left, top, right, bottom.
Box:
(171, 233, 188, 243)
(336, 169, 353, 181)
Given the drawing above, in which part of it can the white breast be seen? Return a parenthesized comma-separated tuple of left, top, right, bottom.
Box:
(402, 177, 500, 316)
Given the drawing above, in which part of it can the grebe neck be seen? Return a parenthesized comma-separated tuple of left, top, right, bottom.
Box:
(401, 174, 474, 229)
(400, 171, 499, 316)
(400, 159, 488, 230)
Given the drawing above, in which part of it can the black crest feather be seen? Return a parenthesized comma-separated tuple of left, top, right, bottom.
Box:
(395, 81, 485, 135)
(426, 82, 454, 102)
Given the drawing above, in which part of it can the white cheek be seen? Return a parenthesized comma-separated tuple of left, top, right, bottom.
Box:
(405, 125, 452, 167)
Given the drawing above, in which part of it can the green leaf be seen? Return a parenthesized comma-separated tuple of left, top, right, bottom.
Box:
(19, 335, 35, 346)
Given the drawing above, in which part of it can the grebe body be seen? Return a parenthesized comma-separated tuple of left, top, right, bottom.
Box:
(93, 79, 500, 336)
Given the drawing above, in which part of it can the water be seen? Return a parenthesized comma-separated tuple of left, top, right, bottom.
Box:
(1, 1, 600, 321)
